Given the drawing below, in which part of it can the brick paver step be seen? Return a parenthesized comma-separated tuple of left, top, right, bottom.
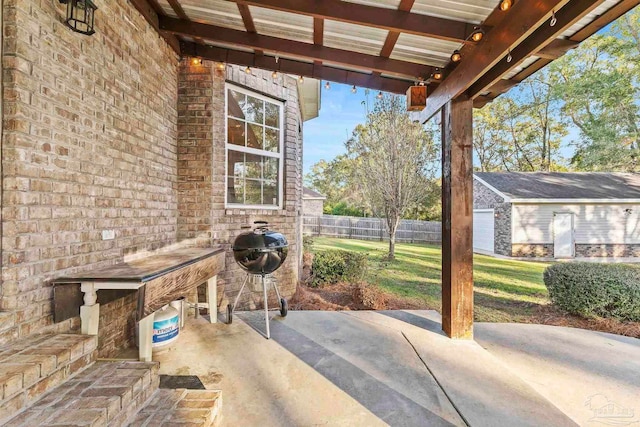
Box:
(0, 334, 97, 423)
(3, 360, 160, 427)
(126, 389, 222, 427)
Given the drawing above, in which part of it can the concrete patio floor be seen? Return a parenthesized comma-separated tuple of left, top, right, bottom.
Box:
(153, 310, 640, 426)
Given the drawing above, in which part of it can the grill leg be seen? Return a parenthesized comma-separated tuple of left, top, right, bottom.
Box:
(263, 275, 270, 339)
(231, 274, 250, 314)
(272, 278, 282, 302)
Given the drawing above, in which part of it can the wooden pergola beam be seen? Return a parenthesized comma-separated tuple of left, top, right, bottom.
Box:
(417, 0, 570, 122)
(129, 0, 181, 54)
(467, 0, 604, 99)
(181, 42, 416, 94)
(227, 0, 474, 43)
(160, 17, 433, 79)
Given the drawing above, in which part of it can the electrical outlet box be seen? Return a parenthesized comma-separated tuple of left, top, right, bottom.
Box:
(102, 230, 115, 240)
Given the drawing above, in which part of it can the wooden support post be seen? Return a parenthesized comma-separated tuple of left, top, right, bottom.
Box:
(441, 96, 474, 339)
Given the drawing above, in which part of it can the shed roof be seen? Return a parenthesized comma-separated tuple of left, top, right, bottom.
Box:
(474, 172, 640, 200)
(303, 187, 327, 199)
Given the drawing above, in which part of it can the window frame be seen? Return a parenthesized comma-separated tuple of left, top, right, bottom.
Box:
(224, 83, 285, 209)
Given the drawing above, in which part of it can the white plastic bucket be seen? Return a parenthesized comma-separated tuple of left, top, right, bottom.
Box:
(152, 305, 180, 348)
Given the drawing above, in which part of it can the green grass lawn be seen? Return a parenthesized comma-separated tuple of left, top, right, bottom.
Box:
(311, 237, 552, 322)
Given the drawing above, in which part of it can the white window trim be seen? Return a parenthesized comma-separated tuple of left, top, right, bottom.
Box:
(224, 83, 284, 209)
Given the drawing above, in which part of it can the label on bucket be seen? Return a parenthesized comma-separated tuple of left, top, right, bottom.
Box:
(152, 316, 179, 344)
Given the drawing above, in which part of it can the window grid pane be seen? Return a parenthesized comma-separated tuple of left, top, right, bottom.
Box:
(226, 86, 282, 207)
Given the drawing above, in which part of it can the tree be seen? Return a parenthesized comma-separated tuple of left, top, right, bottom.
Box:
(346, 95, 437, 259)
(550, 13, 640, 171)
(472, 71, 568, 172)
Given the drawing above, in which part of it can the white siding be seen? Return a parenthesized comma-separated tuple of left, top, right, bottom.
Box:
(512, 204, 640, 244)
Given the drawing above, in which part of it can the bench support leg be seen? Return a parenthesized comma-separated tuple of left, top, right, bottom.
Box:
(80, 282, 99, 335)
(206, 276, 217, 324)
(139, 313, 154, 362)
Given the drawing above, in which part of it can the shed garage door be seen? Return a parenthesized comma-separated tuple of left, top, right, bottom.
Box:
(473, 210, 494, 253)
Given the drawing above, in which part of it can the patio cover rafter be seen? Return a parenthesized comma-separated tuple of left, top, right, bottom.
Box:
(160, 17, 434, 79)
(227, 0, 475, 43)
(129, 0, 180, 54)
(181, 41, 419, 94)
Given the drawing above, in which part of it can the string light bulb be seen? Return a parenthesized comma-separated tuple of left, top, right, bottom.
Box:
(376, 91, 383, 100)
(192, 58, 202, 66)
(506, 49, 513, 63)
(499, 0, 512, 11)
(550, 10, 557, 27)
(451, 50, 462, 62)
(298, 75, 304, 83)
(216, 62, 225, 70)
(351, 85, 357, 94)
(471, 27, 484, 42)
(272, 70, 278, 79)
(245, 66, 251, 74)
(324, 81, 331, 90)
(433, 68, 442, 80)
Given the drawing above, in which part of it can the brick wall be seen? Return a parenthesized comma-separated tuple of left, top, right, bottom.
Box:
(575, 244, 640, 258)
(0, 0, 179, 345)
(302, 199, 324, 217)
(473, 179, 511, 256)
(512, 244, 554, 258)
(177, 60, 303, 310)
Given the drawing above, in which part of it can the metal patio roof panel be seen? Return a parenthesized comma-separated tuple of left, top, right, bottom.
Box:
(323, 20, 388, 56)
(503, 56, 541, 80)
(179, 0, 246, 30)
(391, 33, 460, 67)
(411, 0, 496, 24)
(341, 0, 402, 10)
(249, 6, 314, 44)
(561, 0, 619, 38)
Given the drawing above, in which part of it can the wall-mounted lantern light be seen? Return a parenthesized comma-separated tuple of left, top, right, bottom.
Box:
(59, 0, 97, 36)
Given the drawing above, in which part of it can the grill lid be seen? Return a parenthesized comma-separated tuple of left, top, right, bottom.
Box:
(232, 221, 288, 252)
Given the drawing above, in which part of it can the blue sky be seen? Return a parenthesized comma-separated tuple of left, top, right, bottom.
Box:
(303, 83, 378, 174)
(302, 82, 579, 175)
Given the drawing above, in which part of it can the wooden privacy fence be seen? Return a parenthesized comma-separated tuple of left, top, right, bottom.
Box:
(303, 215, 441, 244)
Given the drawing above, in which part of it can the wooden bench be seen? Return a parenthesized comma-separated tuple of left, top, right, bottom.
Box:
(53, 247, 225, 362)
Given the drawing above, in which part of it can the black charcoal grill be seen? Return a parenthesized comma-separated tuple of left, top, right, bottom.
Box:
(227, 221, 288, 338)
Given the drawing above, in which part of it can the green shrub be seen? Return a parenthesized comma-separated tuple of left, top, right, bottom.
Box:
(303, 235, 315, 253)
(311, 250, 368, 287)
(543, 263, 640, 321)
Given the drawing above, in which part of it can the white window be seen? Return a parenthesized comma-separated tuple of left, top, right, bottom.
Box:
(225, 84, 284, 208)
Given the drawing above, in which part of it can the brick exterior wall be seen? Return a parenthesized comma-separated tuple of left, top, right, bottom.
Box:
(575, 244, 640, 258)
(0, 0, 179, 346)
(511, 244, 554, 258)
(473, 179, 511, 256)
(0, 0, 304, 349)
(302, 199, 324, 216)
(177, 60, 302, 311)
